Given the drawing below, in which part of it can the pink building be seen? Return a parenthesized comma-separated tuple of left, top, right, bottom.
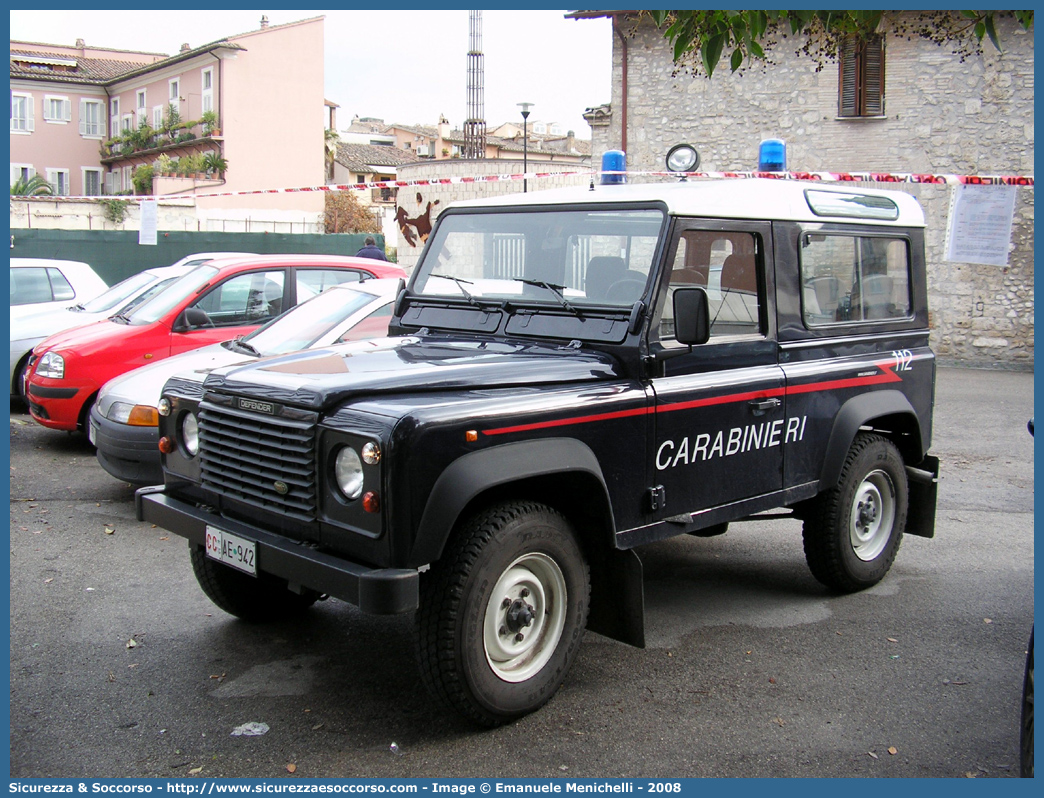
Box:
(10, 15, 325, 217)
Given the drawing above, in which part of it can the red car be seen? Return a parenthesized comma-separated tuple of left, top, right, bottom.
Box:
(25, 254, 405, 431)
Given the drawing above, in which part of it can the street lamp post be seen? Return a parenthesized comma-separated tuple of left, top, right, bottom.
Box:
(518, 102, 533, 192)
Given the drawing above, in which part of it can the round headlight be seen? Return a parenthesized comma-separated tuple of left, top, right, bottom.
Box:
(666, 143, 700, 173)
(181, 413, 199, 457)
(335, 446, 364, 500)
(157, 397, 172, 417)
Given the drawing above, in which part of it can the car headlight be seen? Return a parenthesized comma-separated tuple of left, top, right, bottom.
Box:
(334, 446, 364, 500)
(181, 412, 200, 457)
(36, 351, 65, 380)
(107, 402, 159, 426)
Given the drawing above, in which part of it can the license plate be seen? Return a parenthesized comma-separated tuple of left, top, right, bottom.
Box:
(205, 525, 257, 576)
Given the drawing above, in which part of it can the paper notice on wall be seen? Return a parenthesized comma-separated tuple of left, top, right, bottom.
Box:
(945, 184, 1016, 266)
(138, 200, 158, 246)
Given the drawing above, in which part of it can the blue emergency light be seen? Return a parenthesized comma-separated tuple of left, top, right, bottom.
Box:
(601, 150, 626, 185)
(758, 139, 787, 172)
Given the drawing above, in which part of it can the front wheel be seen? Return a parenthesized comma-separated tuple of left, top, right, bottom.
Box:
(189, 545, 319, 621)
(803, 433, 908, 592)
(416, 501, 590, 726)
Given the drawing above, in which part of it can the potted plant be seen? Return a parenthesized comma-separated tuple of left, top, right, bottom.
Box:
(163, 103, 181, 139)
(156, 154, 175, 177)
(200, 110, 220, 137)
(201, 151, 228, 177)
(131, 164, 154, 195)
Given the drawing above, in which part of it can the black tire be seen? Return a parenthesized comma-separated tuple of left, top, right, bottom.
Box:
(1021, 628, 1034, 778)
(189, 545, 319, 621)
(15, 356, 30, 403)
(416, 501, 590, 727)
(802, 433, 907, 592)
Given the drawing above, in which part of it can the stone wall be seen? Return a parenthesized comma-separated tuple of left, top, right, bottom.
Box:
(588, 13, 1034, 369)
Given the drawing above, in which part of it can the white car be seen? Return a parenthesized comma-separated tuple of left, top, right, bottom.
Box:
(90, 277, 401, 485)
(10, 258, 108, 320)
(10, 252, 255, 399)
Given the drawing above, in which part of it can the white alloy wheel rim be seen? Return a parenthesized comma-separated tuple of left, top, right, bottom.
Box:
(849, 469, 896, 561)
(483, 552, 567, 683)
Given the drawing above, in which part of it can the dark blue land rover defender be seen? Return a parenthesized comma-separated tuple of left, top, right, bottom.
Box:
(138, 168, 938, 726)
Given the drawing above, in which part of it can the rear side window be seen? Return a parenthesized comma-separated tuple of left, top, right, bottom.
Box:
(11, 268, 53, 305)
(296, 268, 363, 301)
(47, 268, 76, 301)
(800, 234, 910, 326)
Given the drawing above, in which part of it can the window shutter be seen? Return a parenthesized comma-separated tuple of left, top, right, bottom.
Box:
(838, 36, 859, 117)
(63, 99, 72, 121)
(79, 100, 87, 134)
(863, 37, 885, 116)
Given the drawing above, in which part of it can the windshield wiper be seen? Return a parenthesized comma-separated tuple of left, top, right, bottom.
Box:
(69, 303, 85, 312)
(225, 336, 262, 357)
(430, 273, 478, 305)
(515, 279, 581, 315)
(109, 311, 131, 324)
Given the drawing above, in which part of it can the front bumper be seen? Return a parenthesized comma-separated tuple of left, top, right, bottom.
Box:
(135, 486, 419, 615)
(26, 377, 94, 430)
(90, 403, 163, 485)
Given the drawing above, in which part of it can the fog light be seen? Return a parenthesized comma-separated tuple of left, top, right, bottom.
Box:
(362, 491, 381, 513)
(158, 436, 174, 454)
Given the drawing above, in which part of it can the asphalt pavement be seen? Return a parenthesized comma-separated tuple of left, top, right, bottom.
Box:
(7, 366, 1035, 778)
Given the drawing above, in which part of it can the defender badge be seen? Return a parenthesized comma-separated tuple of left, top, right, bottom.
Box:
(273, 481, 289, 495)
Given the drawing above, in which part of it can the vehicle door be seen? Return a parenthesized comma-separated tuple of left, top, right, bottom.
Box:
(648, 221, 786, 520)
(170, 269, 287, 355)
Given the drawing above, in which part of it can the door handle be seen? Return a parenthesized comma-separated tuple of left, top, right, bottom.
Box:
(749, 397, 782, 415)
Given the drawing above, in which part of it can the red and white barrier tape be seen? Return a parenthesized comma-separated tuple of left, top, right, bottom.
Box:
(34, 168, 1034, 203)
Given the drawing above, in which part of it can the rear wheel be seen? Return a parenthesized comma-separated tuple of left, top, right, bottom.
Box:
(803, 433, 907, 592)
(189, 545, 319, 621)
(14, 356, 30, 403)
(416, 501, 590, 726)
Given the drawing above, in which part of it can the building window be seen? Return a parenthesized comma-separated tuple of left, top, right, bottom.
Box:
(839, 34, 885, 117)
(153, 105, 163, 129)
(45, 168, 71, 196)
(121, 114, 133, 132)
(82, 168, 102, 196)
(43, 95, 71, 123)
(136, 89, 147, 127)
(11, 164, 35, 186)
(533, 122, 547, 134)
(110, 97, 120, 137)
(169, 78, 181, 102)
(79, 99, 104, 138)
(202, 67, 214, 113)
(11, 93, 34, 132)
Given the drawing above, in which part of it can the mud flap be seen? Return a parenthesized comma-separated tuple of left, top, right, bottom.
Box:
(587, 547, 645, 648)
(905, 455, 939, 539)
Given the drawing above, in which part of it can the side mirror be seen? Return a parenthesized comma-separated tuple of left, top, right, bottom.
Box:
(673, 286, 710, 346)
(176, 307, 212, 331)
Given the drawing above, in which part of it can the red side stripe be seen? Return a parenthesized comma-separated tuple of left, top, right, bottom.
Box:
(481, 362, 902, 437)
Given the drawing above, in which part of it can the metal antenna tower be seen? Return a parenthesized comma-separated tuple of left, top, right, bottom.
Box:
(463, 10, 487, 159)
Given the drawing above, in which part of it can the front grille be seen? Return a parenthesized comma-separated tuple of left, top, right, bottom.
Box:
(198, 399, 317, 522)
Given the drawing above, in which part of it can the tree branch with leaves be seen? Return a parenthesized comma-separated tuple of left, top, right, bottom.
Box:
(644, 10, 1034, 77)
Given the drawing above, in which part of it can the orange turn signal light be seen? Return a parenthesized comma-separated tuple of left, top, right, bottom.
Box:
(158, 436, 174, 454)
(362, 491, 380, 513)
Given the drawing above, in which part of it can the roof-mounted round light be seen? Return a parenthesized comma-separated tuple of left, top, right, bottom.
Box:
(600, 150, 627, 185)
(666, 144, 700, 174)
(758, 138, 787, 172)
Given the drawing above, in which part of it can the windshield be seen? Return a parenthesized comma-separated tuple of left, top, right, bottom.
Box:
(124, 264, 220, 324)
(241, 285, 380, 355)
(78, 271, 158, 313)
(412, 207, 665, 307)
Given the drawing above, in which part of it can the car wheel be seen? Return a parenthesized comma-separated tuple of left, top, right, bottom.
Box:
(803, 433, 908, 592)
(416, 501, 590, 726)
(15, 356, 30, 403)
(189, 545, 319, 621)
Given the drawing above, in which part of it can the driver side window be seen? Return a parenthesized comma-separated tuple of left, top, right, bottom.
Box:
(190, 270, 286, 327)
(659, 230, 764, 342)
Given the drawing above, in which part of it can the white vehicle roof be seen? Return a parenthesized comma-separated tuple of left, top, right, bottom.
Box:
(449, 178, 926, 228)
